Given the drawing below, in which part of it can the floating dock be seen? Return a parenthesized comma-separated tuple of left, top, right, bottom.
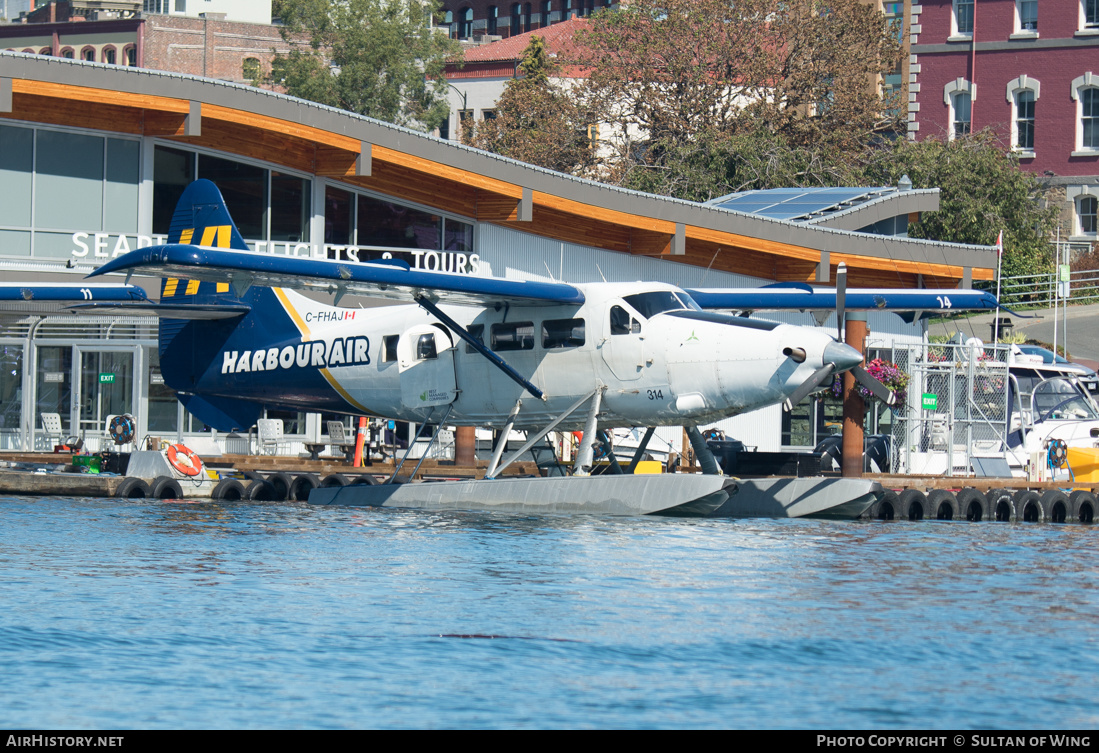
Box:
(2, 451, 1096, 523)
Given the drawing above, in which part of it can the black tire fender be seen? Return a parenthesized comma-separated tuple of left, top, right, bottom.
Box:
(266, 472, 293, 501)
(151, 476, 184, 500)
(1070, 490, 1097, 523)
(289, 473, 321, 501)
(928, 489, 957, 520)
(897, 489, 927, 521)
(1013, 490, 1043, 522)
(957, 488, 985, 521)
(986, 488, 1016, 522)
(115, 477, 151, 499)
(1040, 489, 1070, 524)
(247, 479, 278, 501)
(211, 478, 246, 501)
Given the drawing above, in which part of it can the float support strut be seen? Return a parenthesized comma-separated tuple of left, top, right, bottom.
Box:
(573, 385, 605, 476)
(686, 426, 722, 475)
(485, 399, 522, 479)
(487, 388, 601, 480)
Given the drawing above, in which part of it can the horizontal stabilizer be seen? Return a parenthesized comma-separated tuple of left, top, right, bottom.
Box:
(687, 287, 999, 313)
(66, 302, 251, 320)
(89, 244, 586, 308)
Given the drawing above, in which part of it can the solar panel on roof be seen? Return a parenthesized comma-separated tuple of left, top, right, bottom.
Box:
(709, 185, 898, 220)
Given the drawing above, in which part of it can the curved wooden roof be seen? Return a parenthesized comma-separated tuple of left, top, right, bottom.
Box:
(0, 53, 996, 287)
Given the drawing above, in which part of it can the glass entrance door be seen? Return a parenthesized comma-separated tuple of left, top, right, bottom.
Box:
(75, 350, 137, 449)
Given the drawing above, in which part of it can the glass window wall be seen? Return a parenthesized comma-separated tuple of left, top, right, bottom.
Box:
(0, 344, 24, 436)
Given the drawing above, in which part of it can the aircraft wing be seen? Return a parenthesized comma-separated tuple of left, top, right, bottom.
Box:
(0, 282, 150, 316)
(686, 285, 1000, 314)
(89, 245, 586, 307)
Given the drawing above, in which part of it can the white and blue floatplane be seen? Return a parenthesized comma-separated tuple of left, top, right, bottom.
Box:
(16, 180, 1004, 517)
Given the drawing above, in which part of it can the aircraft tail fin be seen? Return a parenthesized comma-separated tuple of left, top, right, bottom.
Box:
(158, 179, 254, 311)
(166, 179, 251, 250)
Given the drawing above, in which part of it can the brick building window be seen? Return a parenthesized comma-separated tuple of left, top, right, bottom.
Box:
(511, 3, 521, 35)
(952, 93, 971, 137)
(81, 47, 95, 62)
(458, 7, 473, 38)
(954, 0, 974, 35)
(487, 5, 498, 35)
(1084, 88, 1099, 148)
(945, 78, 975, 140)
(1085, 0, 1099, 29)
(1015, 91, 1035, 150)
(124, 46, 137, 66)
(1079, 196, 1098, 234)
(524, 2, 533, 32)
(242, 58, 260, 81)
(102, 47, 116, 65)
(1071, 75, 1099, 153)
(541, 0, 551, 28)
(1016, 0, 1037, 32)
(1007, 76, 1039, 155)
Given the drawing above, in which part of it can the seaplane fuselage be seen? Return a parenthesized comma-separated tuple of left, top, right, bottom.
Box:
(169, 281, 849, 431)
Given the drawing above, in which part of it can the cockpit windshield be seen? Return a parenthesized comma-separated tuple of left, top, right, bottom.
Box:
(1030, 378, 1099, 421)
(623, 291, 699, 319)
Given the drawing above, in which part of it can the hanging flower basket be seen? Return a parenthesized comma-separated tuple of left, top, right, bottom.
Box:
(830, 358, 909, 407)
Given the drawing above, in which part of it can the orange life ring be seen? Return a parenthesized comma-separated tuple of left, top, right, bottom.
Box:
(167, 443, 203, 477)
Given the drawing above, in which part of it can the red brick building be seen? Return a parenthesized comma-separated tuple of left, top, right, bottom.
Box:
(909, 0, 1099, 243)
(0, 2, 299, 84)
(437, 0, 612, 40)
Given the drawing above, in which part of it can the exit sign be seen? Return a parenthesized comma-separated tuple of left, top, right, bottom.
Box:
(99, 373, 115, 384)
(922, 393, 938, 410)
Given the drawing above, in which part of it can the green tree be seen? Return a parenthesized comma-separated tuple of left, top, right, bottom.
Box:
(268, 0, 460, 131)
(568, 0, 902, 197)
(857, 130, 1058, 282)
(469, 36, 600, 175)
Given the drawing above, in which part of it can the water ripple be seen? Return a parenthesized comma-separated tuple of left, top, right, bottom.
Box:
(1, 496, 1097, 728)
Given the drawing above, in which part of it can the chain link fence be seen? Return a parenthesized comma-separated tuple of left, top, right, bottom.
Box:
(890, 342, 1018, 476)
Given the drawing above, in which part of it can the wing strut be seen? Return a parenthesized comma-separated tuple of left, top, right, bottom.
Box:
(414, 294, 545, 401)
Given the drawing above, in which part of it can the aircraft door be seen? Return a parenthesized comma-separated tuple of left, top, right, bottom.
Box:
(601, 304, 644, 381)
(397, 325, 458, 410)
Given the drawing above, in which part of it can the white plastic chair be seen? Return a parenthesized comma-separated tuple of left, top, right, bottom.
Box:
(40, 412, 63, 448)
(256, 419, 285, 455)
(326, 421, 358, 460)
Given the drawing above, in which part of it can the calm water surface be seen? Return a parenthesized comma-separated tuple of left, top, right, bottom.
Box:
(1, 495, 1096, 729)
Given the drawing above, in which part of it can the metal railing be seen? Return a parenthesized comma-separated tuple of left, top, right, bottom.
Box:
(997, 267, 1099, 307)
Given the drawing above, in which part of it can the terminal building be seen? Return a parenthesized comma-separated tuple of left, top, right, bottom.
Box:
(0, 52, 996, 456)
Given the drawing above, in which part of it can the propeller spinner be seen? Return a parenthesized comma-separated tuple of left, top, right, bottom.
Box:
(783, 263, 898, 410)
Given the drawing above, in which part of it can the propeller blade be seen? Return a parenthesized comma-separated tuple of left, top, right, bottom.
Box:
(835, 262, 847, 342)
(783, 363, 836, 412)
(852, 365, 896, 406)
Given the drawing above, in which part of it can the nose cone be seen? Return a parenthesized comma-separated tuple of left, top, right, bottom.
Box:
(823, 340, 863, 372)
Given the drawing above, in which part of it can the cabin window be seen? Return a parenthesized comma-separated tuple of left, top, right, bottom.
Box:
(610, 306, 639, 336)
(491, 322, 535, 351)
(417, 333, 438, 360)
(465, 324, 485, 353)
(383, 335, 399, 363)
(543, 318, 585, 349)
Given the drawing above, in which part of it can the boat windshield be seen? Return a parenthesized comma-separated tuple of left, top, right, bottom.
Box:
(1031, 378, 1099, 421)
(623, 291, 699, 319)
